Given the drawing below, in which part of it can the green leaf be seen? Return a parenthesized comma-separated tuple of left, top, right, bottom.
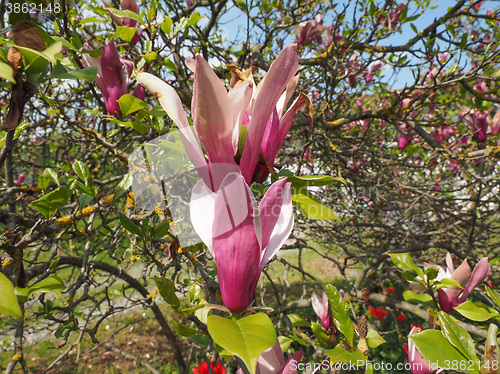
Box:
(113, 173, 133, 201)
(485, 286, 500, 309)
(115, 26, 139, 43)
(0, 61, 16, 83)
(325, 284, 355, 346)
(186, 12, 202, 27)
(188, 284, 202, 304)
(366, 328, 386, 348)
(51, 65, 98, 82)
(277, 336, 293, 353)
(48, 258, 60, 271)
(16, 42, 62, 74)
(291, 188, 340, 220)
(453, 300, 499, 322)
(287, 313, 310, 327)
(153, 276, 180, 309)
(78, 194, 93, 209)
(72, 160, 91, 186)
(43, 168, 60, 185)
(118, 212, 144, 239)
(207, 313, 276, 374)
(311, 321, 333, 348)
(0, 121, 29, 149)
(0, 272, 22, 320)
(173, 322, 199, 337)
(402, 290, 435, 307)
(107, 8, 143, 24)
(55, 320, 74, 338)
(70, 35, 82, 50)
(324, 344, 366, 364)
(38, 175, 50, 191)
(160, 17, 173, 35)
(118, 94, 148, 116)
(30, 186, 69, 219)
(409, 330, 478, 374)
(142, 51, 158, 63)
(438, 311, 479, 367)
(288, 175, 346, 187)
(437, 277, 463, 289)
(15, 275, 66, 303)
(152, 221, 170, 240)
(388, 253, 424, 279)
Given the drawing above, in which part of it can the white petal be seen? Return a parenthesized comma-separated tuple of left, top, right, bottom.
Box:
(190, 180, 216, 255)
(136, 72, 189, 129)
(260, 183, 293, 268)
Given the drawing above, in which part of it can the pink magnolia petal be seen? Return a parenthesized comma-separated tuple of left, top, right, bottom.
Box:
(261, 109, 280, 162)
(190, 180, 216, 255)
(185, 57, 196, 72)
(263, 93, 310, 163)
(451, 259, 471, 288)
(81, 50, 106, 98)
(276, 75, 300, 117)
(408, 327, 438, 374)
(227, 80, 253, 153)
(121, 0, 139, 13)
(211, 173, 254, 238)
(101, 40, 128, 115)
(212, 173, 261, 313)
(259, 179, 293, 267)
(443, 259, 470, 303)
(311, 292, 326, 320)
(132, 83, 145, 100)
(256, 340, 286, 374)
(240, 44, 298, 183)
(194, 55, 236, 164)
(437, 288, 455, 313)
(280, 350, 303, 374)
(446, 252, 454, 272)
(459, 257, 490, 302)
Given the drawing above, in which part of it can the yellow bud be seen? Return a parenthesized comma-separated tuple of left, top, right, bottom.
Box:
(100, 194, 115, 206)
(1, 258, 13, 267)
(147, 287, 158, 301)
(81, 206, 93, 216)
(56, 216, 73, 227)
(126, 192, 135, 208)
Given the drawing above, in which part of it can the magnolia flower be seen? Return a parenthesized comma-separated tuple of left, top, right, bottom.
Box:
(293, 15, 329, 47)
(14, 173, 28, 186)
(255, 339, 303, 374)
(228, 45, 311, 183)
(437, 253, 490, 313)
(461, 109, 489, 142)
(311, 292, 333, 330)
(137, 44, 307, 186)
(397, 134, 412, 150)
(408, 326, 440, 374)
(190, 173, 293, 313)
(82, 40, 145, 116)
